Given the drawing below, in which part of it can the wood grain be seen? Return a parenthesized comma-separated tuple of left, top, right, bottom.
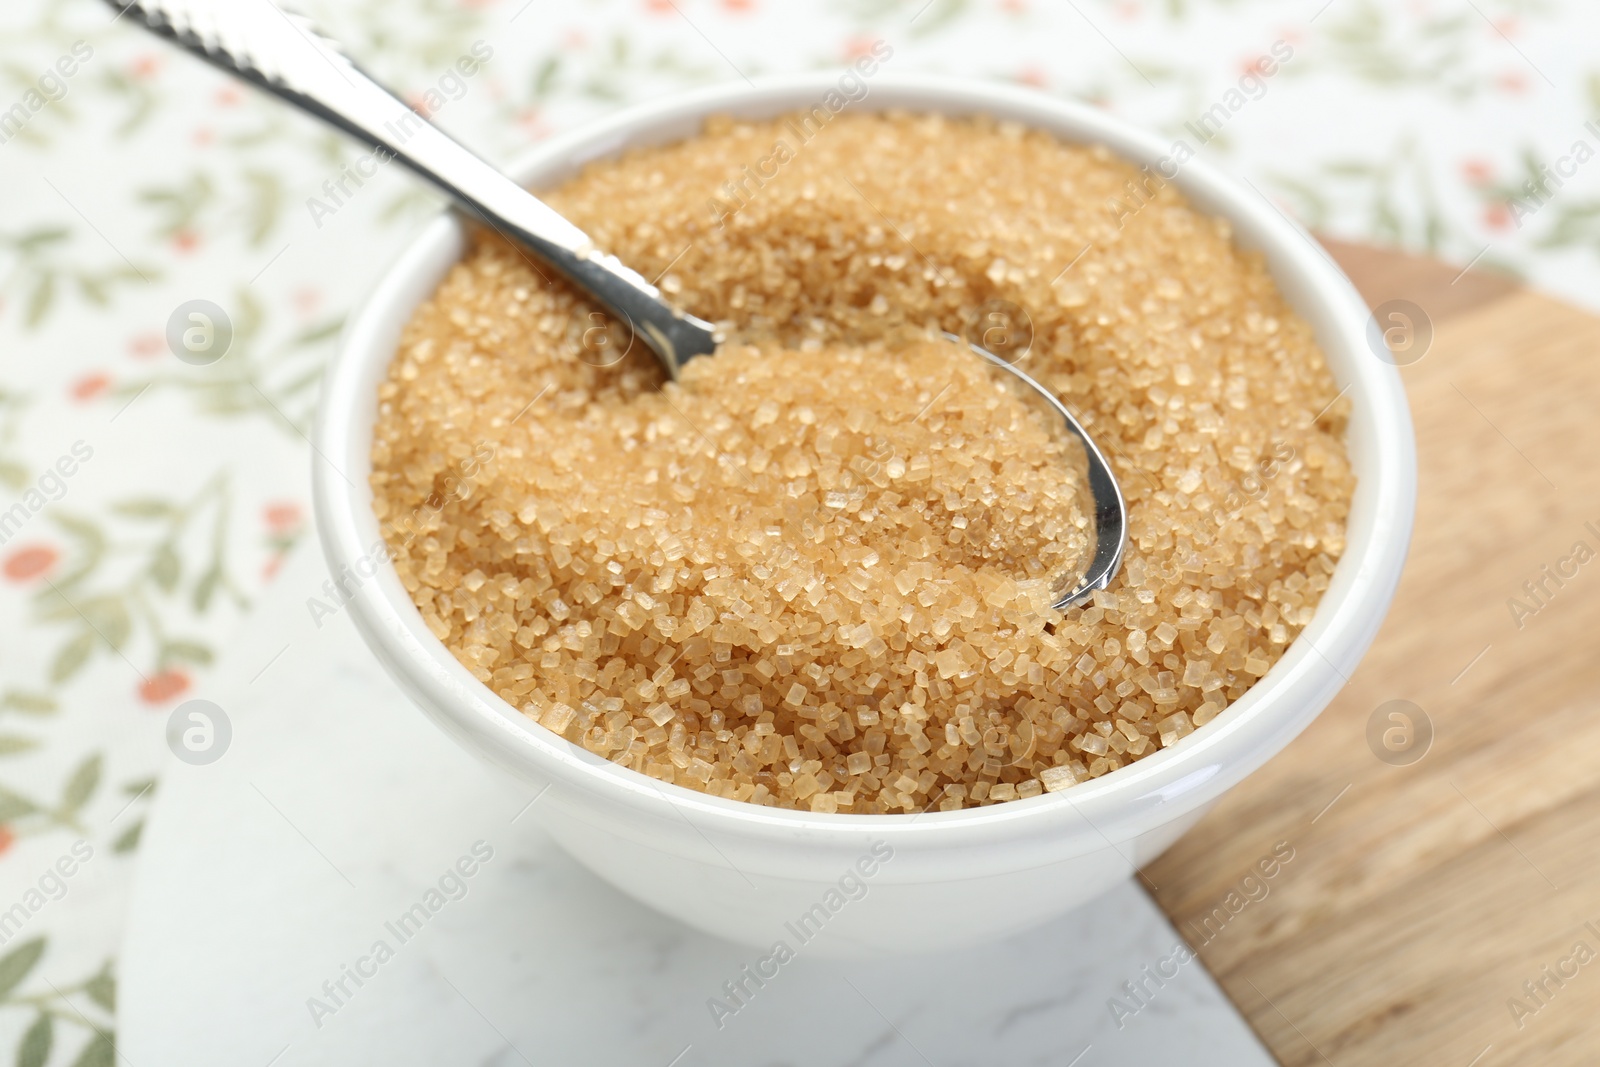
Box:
(1144, 239, 1600, 1066)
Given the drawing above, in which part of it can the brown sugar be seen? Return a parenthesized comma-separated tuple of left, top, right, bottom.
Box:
(369, 111, 1354, 814)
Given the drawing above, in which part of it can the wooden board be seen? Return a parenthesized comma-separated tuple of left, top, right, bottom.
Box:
(1144, 240, 1600, 1066)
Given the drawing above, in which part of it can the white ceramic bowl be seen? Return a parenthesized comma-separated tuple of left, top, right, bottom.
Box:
(314, 74, 1415, 957)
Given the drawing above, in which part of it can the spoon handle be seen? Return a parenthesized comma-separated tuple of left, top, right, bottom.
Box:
(108, 0, 717, 376)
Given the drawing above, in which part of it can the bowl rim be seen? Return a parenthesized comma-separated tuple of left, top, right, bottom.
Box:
(313, 71, 1415, 848)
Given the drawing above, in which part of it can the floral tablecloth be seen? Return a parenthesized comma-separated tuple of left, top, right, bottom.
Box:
(0, 0, 1593, 1060)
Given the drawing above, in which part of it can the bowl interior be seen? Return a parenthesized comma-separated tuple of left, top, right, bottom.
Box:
(313, 73, 1414, 843)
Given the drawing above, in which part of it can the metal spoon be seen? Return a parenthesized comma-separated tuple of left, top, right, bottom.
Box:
(109, 0, 1126, 608)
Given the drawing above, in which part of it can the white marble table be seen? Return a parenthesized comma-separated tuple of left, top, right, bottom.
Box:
(118, 544, 1275, 1067)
